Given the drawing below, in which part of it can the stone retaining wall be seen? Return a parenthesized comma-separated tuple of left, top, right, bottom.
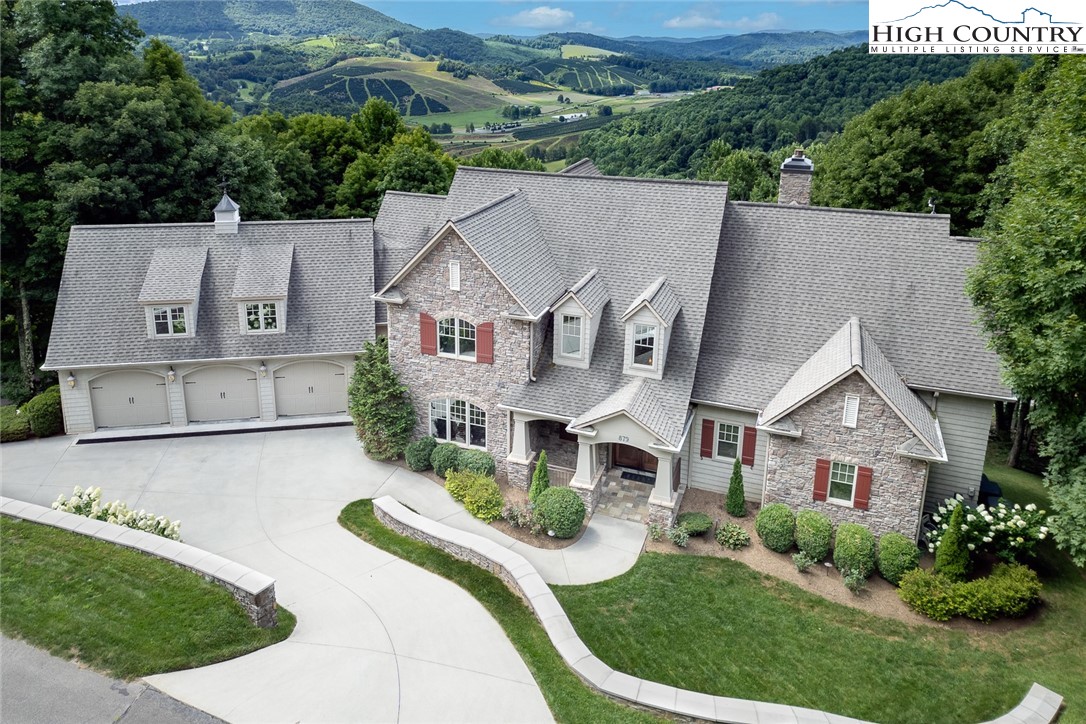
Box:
(371, 495, 1063, 724)
(0, 497, 278, 628)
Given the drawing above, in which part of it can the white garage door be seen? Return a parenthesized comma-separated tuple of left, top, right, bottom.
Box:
(183, 366, 259, 422)
(90, 371, 169, 428)
(274, 361, 348, 417)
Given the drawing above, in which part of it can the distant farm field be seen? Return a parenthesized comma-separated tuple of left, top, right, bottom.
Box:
(561, 44, 613, 59)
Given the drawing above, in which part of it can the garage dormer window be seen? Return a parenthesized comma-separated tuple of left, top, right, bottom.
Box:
(438, 317, 476, 359)
(561, 314, 582, 358)
(241, 301, 283, 334)
(152, 306, 188, 336)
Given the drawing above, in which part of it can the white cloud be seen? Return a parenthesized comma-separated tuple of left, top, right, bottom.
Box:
(493, 6, 576, 30)
(663, 10, 781, 31)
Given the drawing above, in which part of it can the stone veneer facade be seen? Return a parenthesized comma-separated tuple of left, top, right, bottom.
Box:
(386, 229, 531, 482)
(764, 372, 929, 538)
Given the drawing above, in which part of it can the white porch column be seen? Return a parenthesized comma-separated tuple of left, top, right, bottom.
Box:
(651, 451, 674, 504)
(508, 412, 532, 463)
(571, 438, 594, 485)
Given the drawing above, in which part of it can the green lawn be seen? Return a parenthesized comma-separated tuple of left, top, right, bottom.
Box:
(0, 517, 295, 680)
(338, 500, 658, 724)
(555, 461, 1086, 723)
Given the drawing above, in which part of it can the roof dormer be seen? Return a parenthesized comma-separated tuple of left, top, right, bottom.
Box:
(231, 243, 294, 334)
(549, 268, 609, 370)
(622, 276, 680, 380)
(138, 246, 208, 339)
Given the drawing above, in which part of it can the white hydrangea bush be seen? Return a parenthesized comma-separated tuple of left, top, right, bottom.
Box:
(926, 494, 1047, 561)
(52, 486, 182, 541)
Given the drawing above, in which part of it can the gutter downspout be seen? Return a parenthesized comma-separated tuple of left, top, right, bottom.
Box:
(529, 321, 537, 382)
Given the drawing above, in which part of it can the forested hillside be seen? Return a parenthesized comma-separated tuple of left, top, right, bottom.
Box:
(571, 47, 979, 177)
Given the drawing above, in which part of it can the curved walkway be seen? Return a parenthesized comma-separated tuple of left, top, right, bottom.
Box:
(0, 427, 643, 723)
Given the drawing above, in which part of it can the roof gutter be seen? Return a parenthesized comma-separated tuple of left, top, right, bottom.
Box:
(41, 350, 361, 372)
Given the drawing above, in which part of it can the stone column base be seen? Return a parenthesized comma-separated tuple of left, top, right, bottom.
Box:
(505, 452, 535, 491)
(569, 465, 606, 518)
(647, 484, 686, 528)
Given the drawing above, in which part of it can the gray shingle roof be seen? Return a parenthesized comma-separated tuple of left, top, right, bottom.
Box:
(692, 202, 1009, 409)
(373, 191, 446, 324)
(760, 317, 944, 458)
(137, 246, 209, 304)
(560, 159, 602, 176)
(623, 276, 681, 326)
(442, 167, 729, 447)
(552, 268, 609, 317)
(44, 219, 374, 369)
(452, 190, 560, 318)
(231, 243, 293, 299)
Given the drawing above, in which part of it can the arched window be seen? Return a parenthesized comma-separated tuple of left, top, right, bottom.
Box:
(437, 317, 476, 359)
(430, 398, 486, 448)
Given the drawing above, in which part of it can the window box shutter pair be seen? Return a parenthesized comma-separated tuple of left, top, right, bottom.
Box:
(419, 313, 493, 364)
(813, 458, 872, 510)
(698, 419, 757, 467)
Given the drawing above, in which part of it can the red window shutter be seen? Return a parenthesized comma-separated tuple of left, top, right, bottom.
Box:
(854, 466, 873, 510)
(476, 322, 494, 364)
(420, 313, 437, 355)
(699, 419, 714, 458)
(813, 458, 830, 502)
(741, 426, 757, 467)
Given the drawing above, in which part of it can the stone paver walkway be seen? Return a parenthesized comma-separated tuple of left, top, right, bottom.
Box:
(596, 476, 653, 523)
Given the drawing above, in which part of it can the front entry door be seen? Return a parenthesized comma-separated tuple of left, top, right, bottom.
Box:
(611, 444, 658, 473)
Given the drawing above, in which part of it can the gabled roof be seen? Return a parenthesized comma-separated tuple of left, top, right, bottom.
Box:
(760, 317, 945, 460)
(44, 219, 374, 370)
(550, 268, 609, 317)
(373, 190, 446, 324)
(231, 243, 293, 299)
(692, 202, 1010, 408)
(622, 276, 681, 326)
(569, 376, 678, 444)
(560, 158, 602, 176)
(137, 247, 208, 304)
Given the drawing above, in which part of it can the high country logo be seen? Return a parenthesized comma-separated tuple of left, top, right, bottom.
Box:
(869, 0, 1085, 52)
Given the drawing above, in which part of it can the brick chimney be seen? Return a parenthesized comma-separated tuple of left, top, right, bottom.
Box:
(214, 193, 240, 234)
(778, 148, 813, 205)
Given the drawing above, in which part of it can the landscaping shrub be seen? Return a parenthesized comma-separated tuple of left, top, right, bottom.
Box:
(647, 522, 664, 541)
(795, 509, 833, 561)
(431, 443, 460, 478)
(502, 503, 537, 531)
(529, 450, 550, 502)
(934, 503, 971, 581)
(444, 470, 474, 502)
(666, 525, 690, 547)
(458, 449, 496, 476)
(716, 522, 751, 550)
(675, 511, 713, 537)
(22, 385, 62, 438)
(0, 405, 30, 443)
(347, 339, 414, 460)
(405, 437, 437, 471)
(726, 458, 746, 517)
(927, 494, 1049, 563)
(878, 532, 920, 585)
(793, 551, 817, 572)
(535, 487, 585, 539)
(755, 503, 795, 553)
(52, 486, 181, 540)
(898, 568, 957, 621)
(898, 564, 1042, 622)
(462, 475, 504, 523)
(842, 569, 868, 594)
(833, 523, 876, 578)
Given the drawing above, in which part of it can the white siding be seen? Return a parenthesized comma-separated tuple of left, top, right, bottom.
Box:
(687, 404, 766, 501)
(59, 380, 94, 434)
(925, 393, 993, 510)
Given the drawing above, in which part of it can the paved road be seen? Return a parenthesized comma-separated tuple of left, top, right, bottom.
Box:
(1, 429, 553, 723)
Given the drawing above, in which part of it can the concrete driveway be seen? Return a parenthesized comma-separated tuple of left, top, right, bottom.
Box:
(0, 428, 552, 723)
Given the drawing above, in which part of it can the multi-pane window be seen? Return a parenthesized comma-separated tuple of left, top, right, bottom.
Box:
(716, 422, 741, 459)
(561, 314, 582, 357)
(245, 302, 279, 332)
(829, 461, 857, 503)
(438, 317, 476, 359)
(430, 398, 486, 448)
(633, 323, 656, 367)
(153, 306, 187, 336)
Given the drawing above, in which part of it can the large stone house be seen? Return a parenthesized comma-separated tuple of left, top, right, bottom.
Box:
(45, 152, 1008, 539)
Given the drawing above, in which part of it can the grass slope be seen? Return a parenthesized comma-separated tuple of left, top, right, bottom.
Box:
(0, 518, 295, 680)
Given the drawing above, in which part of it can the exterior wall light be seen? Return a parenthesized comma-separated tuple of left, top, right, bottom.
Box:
(66, 372, 76, 389)
(259, 362, 267, 378)
(167, 367, 176, 383)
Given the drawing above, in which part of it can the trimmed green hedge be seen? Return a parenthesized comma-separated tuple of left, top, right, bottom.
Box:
(405, 436, 437, 471)
(458, 449, 496, 476)
(431, 443, 460, 478)
(755, 503, 795, 553)
(899, 564, 1042, 622)
(1, 405, 30, 443)
(676, 511, 713, 537)
(834, 523, 877, 578)
(535, 487, 585, 539)
(795, 509, 833, 561)
(21, 385, 62, 438)
(878, 532, 920, 585)
(444, 471, 504, 523)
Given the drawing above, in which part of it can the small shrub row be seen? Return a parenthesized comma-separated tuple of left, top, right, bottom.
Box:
(427, 442, 497, 480)
(878, 532, 921, 585)
(833, 523, 876, 579)
(53, 486, 181, 540)
(444, 471, 503, 523)
(795, 509, 832, 561)
(755, 503, 795, 553)
(898, 564, 1042, 622)
(405, 436, 437, 471)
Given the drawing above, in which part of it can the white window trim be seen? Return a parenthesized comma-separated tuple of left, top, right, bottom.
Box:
(713, 421, 742, 462)
(842, 394, 860, 428)
(437, 317, 477, 360)
(239, 300, 284, 335)
(559, 313, 583, 359)
(449, 260, 461, 291)
(827, 461, 858, 506)
(148, 305, 192, 338)
(429, 397, 487, 449)
(631, 322, 658, 369)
